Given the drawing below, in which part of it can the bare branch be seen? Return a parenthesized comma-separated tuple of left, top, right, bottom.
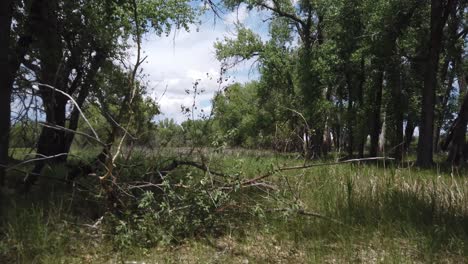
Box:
(241, 157, 395, 186)
(38, 122, 106, 146)
(257, 1, 305, 28)
(32, 82, 100, 141)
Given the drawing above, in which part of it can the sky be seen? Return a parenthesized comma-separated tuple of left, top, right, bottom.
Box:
(140, 4, 270, 123)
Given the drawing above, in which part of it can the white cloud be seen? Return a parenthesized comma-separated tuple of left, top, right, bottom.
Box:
(225, 5, 249, 24)
(140, 23, 225, 123)
(139, 9, 263, 123)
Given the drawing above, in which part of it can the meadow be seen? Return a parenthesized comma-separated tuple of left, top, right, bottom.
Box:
(1, 148, 468, 263)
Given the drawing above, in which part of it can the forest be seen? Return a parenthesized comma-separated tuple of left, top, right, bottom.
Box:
(1, 0, 468, 262)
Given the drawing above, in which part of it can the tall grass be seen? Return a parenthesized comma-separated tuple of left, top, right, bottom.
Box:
(258, 162, 468, 262)
(1, 151, 468, 263)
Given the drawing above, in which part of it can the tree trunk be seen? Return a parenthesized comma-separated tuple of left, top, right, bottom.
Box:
(24, 0, 65, 189)
(63, 53, 106, 155)
(0, 0, 39, 185)
(387, 57, 404, 160)
(26, 96, 68, 188)
(443, 92, 468, 164)
(0, 0, 14, 187)
(416, 0, 454, 167)
(345, 72, 354, 157)
(404, 118, 416, 152)
(369, 70, 384, 157)
(434, 62, 456, 153)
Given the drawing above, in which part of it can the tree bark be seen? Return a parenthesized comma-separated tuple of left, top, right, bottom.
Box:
(417, 0, 455, 167)
(434, 61, 456, 153)
(0, 0, 14, 186)
(442, 92, 468, 164)
(63, 52, 106, 155)
(0, 0, 39, 186)
(404, 118, 416, 152)
(26, 96, 68, 188)
(369, 69, 384, 157)
(387, 57, 404, 160)
(24, 0, 65, 189)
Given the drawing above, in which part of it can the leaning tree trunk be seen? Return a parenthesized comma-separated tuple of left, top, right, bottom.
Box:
(25, 96, 68, 188)
(417, 0, 455, 167)
(62, 52, 106, 155)
(24, 0, 65, 190)
(442, 92, 468, 165)
(434, 61, 456, 153)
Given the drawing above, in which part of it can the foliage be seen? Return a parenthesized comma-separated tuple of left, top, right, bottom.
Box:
(212, 82, 267, 147)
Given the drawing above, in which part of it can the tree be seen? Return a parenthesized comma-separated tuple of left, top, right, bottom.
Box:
(0, 0, 15, 186)
(417, 0, 456, 167)
(0, 0, 43, 186)
(20, 0, 195, 189)
(221, 0, 329, 157)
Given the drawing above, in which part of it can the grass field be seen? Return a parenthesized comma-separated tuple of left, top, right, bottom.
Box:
(1, 149, 468, 263)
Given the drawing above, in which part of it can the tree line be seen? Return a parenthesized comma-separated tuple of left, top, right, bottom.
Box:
(0, 0, 467, 191)
(211, 0, 467, 166)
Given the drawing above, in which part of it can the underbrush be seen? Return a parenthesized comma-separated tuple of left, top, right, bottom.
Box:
(1, 150, 468, 263)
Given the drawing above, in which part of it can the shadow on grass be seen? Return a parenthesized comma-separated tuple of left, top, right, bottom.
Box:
(330, 184, 468, 258)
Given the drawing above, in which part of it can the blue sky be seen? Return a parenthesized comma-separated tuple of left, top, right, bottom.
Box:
(140, 3, 270, 123)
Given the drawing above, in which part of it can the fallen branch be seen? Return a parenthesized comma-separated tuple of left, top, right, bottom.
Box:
(242, 157, 395, 186)
(267, 208, 344, 225)
(159, 160, 230, 178)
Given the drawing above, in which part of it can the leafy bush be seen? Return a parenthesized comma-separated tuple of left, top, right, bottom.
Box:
(110, 168, 236, 250)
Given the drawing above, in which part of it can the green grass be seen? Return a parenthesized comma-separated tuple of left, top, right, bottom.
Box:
(1, 149, 468, 263)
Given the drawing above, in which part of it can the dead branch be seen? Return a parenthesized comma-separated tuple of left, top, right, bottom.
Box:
(241, 157, 395, 186)
(158, 160, 230, 177)
(32, 82, 100, 141)
(38, 122, 106, 146)
(267, 208, 344, 225)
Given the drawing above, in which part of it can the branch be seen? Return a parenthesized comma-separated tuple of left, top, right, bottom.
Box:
(267, 208, 344, 225)
(32, 82, 100, 141)
(159, 160, 229, 177)
(38, 122, 105, 146)
(6, 153, 69, 171)
(241, 157, 395, 186)
(257, 2, 305, 28)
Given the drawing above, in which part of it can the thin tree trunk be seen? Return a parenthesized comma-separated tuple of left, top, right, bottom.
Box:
(388, 57, 404, 160)
(346, 72, 354, 157)
(63, 53, 106, 155)
(404, 118, 416, 152)
(369, 70, 384, 157)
